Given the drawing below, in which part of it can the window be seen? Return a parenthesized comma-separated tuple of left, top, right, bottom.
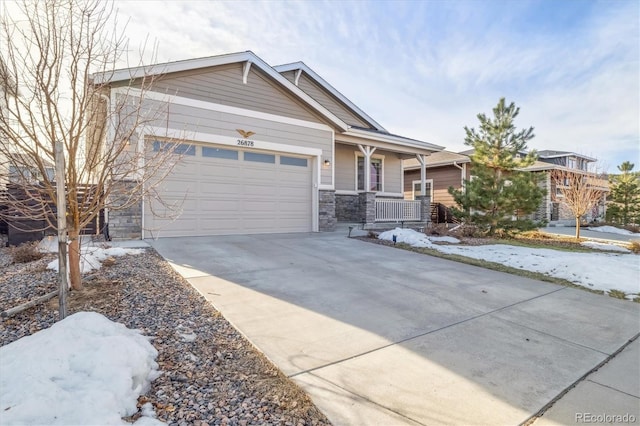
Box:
(357, 157, 382, 191)
(412, 179, 433, 200)
(244, 152, 275, 164)
(152, 141, 195, 156)
(280, 156, 308, 167)
(202, 147, 238, 160)
(567, 157, 576, 169)
(8, 165, 55, 183)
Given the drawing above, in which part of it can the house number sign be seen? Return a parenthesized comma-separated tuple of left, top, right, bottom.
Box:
(237, 139, 255, 147)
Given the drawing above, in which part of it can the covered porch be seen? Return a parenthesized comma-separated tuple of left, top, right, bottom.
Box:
(331, 129, 440, 227)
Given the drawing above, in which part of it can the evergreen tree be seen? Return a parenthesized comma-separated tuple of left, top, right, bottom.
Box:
(449, 98, 545, 235)
(607, 161, 640, 225)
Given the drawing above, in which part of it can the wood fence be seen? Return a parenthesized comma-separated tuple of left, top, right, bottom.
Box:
(0, 183, 104, 246)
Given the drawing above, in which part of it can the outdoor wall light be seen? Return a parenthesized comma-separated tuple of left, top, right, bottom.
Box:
(323, 159, 331, 167)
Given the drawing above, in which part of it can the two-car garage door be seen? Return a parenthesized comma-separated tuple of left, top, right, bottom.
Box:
(144, 142, 313, 237)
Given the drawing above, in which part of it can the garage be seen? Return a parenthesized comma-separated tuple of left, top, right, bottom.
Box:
(144, 141, 314, 237)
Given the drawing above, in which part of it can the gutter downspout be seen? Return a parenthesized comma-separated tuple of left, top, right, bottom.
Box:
(98, 93, 111, 240)
(453, 161, 465, 192)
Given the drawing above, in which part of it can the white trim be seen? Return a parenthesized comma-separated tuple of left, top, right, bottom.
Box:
(242, 61, 252, 84)
(140, 130, 320, 236)
(145, 127, 323, 157)
(318, 184, 335, 190)
(334, 190, 402, 198)
(312, 156, 319, 232)
(95, 51, 349, 131)
(112, 87, 334, 133)
(411, 179, 434, 201)
(274, 62, 387, 132)
(400, 158, 405, 199)
(294, 69, 302, 86)
(376, 192, 403, 198)
(344, 128, 444, 151)
(355, 152, 385, 192)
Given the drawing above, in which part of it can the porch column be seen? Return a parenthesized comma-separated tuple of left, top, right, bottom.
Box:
(416, 154, 430, 223)
(416, 154, 427, 196)
(358, 144, 377, 191)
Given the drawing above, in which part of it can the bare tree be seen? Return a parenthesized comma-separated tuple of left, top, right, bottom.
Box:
(0, 0, 183, 291)
(551, 168, 606, 239)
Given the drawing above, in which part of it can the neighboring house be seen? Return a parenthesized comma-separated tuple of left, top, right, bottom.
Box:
(403, 149, 608, 225)
(521, 150, 608, 224)
(91, 51, 443, 239)
(403, 151, 470, 205)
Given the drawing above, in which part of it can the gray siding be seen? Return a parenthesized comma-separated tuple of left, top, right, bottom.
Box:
(335, 143, 356, 190)
(295, 73, 371, 128)
(335, 144, 402, 193)
(127, 95, 333, 186)
(146, 63, 327, 123)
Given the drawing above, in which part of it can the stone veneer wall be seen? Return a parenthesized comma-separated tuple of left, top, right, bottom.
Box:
(335, 194, 361, 222)
(416, 195, 431, 223)
(318, 190, 336, 231)
(108, 181, 142, 240)
(359, 192, 376, 225)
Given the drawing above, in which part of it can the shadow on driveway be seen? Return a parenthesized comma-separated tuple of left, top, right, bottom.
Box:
(148, 232, 640, 425)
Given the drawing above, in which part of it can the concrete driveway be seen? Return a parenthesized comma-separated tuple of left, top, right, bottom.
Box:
(148, 232, 640, 425)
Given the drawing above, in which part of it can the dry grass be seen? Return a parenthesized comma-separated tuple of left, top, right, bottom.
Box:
(9, 242, 44, 264)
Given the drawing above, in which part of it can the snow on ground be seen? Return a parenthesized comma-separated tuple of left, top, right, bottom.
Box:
(0, 312, 164, 425)
(581, 241, 630, 253)
(587, 226, 640, 236)
(39, 237, 144, 273)
(379, 228, 640, 298)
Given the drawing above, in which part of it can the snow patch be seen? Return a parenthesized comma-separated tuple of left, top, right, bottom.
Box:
(587, 226, 640, 236)
(581, 241, 630, 253)
(47, 246, 144, 274)
(0, 312, 163, 425)
(378, 228, 639, 298)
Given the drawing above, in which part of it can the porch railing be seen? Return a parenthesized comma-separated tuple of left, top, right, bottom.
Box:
(375, 199, 421, 222)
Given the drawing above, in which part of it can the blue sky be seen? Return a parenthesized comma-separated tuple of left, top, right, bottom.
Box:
(114, 0, 639, 172)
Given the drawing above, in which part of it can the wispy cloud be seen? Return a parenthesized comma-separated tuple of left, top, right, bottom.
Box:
(111, 0, 639, 170)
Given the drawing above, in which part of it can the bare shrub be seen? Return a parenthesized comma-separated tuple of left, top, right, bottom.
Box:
(452, 224, 480, 238)
(624, 225, 640, 234)
(10, 241, 44, 263)
(629, 240, 640, 254)
(427, 223, 449, 236)
(518, 230, 553, 240)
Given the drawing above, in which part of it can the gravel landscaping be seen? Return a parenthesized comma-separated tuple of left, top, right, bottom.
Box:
(0, 243, 330, 426)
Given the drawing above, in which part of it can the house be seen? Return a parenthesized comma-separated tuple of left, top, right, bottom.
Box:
(403, 150, 470, 205)
(521, 150, 608, 224)
(91, 51, 443, 239)
(403, 149, 608, 225)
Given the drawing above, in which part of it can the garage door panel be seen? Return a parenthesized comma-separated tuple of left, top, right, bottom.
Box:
(198, 199, 241, 211)
(200, 184, 242, 196)
(144, 142, 313, 237)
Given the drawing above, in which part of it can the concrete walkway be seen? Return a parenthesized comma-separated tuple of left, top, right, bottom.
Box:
(148, 232, 639, 425)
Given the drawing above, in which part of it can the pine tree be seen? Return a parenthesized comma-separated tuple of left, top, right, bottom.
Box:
(449, 98, 545, 235)
(607, 161, 640, 225)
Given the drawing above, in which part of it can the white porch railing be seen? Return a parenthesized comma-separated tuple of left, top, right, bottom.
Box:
(375, 199, 421, 222)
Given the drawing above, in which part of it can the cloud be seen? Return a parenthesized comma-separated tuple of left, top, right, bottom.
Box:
(110, 0, 639, 170)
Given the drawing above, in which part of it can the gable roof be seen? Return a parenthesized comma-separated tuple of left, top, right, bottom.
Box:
(404, 150, 470, 169)
(92, 51, 349, 132)
(92, 51, 443, 153)
(537, 150, 597, 162)
(273, 61, 386, 132)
